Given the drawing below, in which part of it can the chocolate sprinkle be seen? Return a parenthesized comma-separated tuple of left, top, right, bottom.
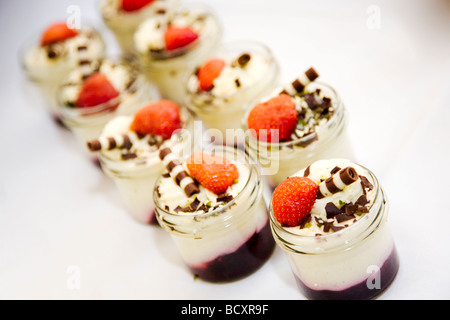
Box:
(325, 202, 341, 219)
(237, 53, 251, 68)
(121, 153, 137, 160)
(303, 165, 311, 177)
(360, 175, 374, 191)
(217, 194, 234, 203)
(330, 166, 341, 175)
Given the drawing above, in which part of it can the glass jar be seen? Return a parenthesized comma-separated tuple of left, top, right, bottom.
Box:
(20, 23, 106, 125)
(58, 60, 156, 160)
(134, 4, 223, 105)
(153, 146, 275, 282)
(100, 107, 195, 225)
(99, 0, 179, 54)
(244, 82, 354, 189)
(269, 164, 400, 300)
(184, 40, 280, 147)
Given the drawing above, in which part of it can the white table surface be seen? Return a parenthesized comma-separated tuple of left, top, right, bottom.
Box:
(1, 0, 450, 300)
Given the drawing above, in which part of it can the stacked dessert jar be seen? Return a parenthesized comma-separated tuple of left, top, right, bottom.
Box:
(153, 145, 275, 282)
(243, 68, 354, 189)
(99, 0, 179, 54)
(269, 159, 399, 300)
(88, 100, 195, 225)
(134, 3, 223, 104)
(57, 56, 156, 158)
(184, 40, 280, 147)
(20, 21, 106, 124)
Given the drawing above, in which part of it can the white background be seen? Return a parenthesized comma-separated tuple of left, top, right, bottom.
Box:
(1, 0, 450, 300)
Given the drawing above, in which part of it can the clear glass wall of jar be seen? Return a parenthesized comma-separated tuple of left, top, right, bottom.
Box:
(243, 82, 354, 189)
(269, 164, 400, 300)
(153, 146, 275, 282)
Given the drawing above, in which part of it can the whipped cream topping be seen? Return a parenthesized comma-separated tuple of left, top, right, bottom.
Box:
(285, 159, 375, 237)
(156, 156, 250, 215)
(134, 6, 215, 55)
(58, 58, 139, 107)
(23, 26, 105, 82)
(187, 53, 271, 99)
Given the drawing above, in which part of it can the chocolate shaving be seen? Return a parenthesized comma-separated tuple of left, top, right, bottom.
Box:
(237, 53, 251, 68)
(330, 166, 341, 175)
(360, 175, 374, 191)
(235, 79, 241, 88)
(303, 166, 311, 177)
(325, 202, 341, 219)
(355, 194, 368, 206)
(121, 153, 137, 160)
(335, 213, 355, 223)
(331, 225, 345, 232)
(300, 215, 312, 229)
(190, 197, 201, 211)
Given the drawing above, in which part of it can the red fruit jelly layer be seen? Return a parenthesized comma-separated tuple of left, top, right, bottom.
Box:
(294, 247, 400, 300)
(187, 220, 275, 283)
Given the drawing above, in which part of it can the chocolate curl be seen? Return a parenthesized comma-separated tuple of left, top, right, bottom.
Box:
(317, 167, 358, 199)
(87, 134, 134, 152)
(159, 148, 199, 197)
(280, 67, 319, 96)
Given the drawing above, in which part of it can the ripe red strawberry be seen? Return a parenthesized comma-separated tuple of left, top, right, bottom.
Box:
(164, 26, 199, 51)
(130, 100, 182, 139)
(121, 0, 155, 12)
(197, 58, 226, 91)
(41, 22, 78, 46)
(247, 94, 298, 142)
(76, 73, 120, 108)
(186, 153, 239, 195)
(272, 177, 318, 227)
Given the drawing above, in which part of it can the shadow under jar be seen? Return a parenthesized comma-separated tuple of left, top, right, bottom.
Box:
(153, 146, 275, 282)
(244, 82, 354, 189)
(269, 162, 399, 300)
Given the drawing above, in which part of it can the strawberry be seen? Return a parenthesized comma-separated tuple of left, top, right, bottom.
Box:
(121, 0, 155, 12)
(164, 26, 199, 51)
(197, 58, 226, 91)
(247, 94, 298, 143)
(130, 100, 182, 139)
(41, 22, 78, 46)
(76, 73, 120, 108)
(272, 177, 318, 227)
(186, 153, 239, 195)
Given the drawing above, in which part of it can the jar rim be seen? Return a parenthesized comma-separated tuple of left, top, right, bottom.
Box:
(135, 3, 223, 64)
(153, 145, 259, 221)
(269, 162, 383, 242)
